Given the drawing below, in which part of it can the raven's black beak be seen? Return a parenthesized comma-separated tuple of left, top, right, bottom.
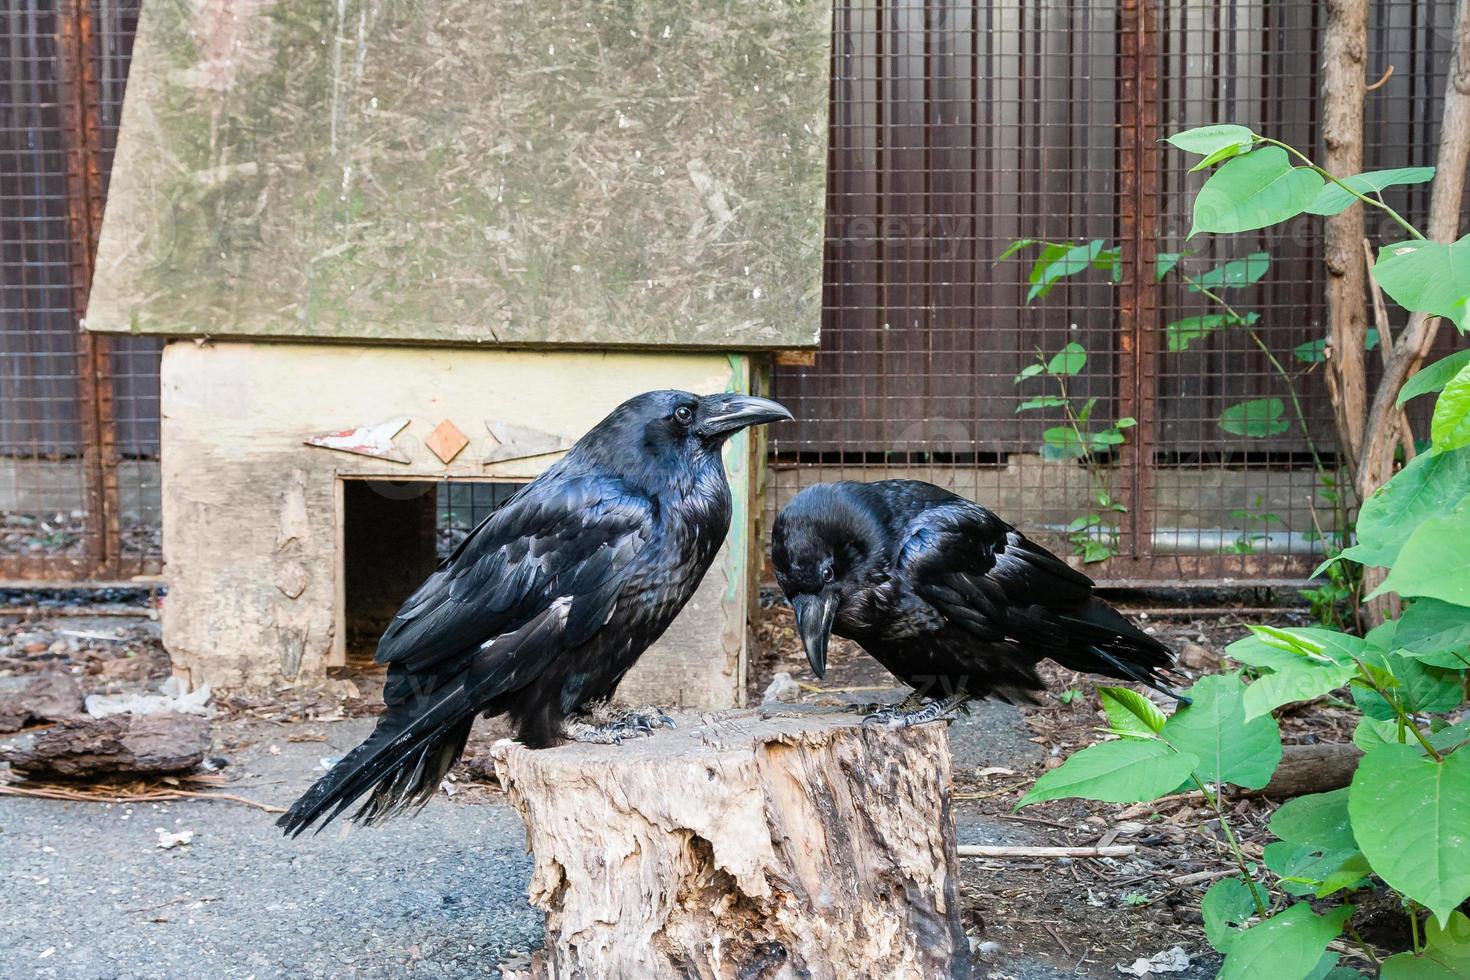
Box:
(695, 394, 793, 438)
(791, 591, 837, 679)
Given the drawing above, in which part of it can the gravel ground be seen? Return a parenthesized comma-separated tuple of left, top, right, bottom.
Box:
(0, 602, 1250, 979)
(1, 719, 543, 980)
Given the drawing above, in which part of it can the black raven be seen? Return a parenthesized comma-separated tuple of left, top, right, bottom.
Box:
(771, 480, 1183, 726)
(278, 390, 791, 835)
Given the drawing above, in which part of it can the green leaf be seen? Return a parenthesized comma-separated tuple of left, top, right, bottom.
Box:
(1018, 738, 1200, 807)
(1292, 332, 1375, 365)
(1265, 842, 1367, 897)
(1365, 624, 1467, 706)
(1065, 513, 1103, 533)
(1351, 680, 1399, 722)
(1098, 686, 1167, 736)
(1192, 252, 1272, 290)
(1228, 628, 1365, 717)
(1374, 237, 1470, 332)
(1306, 167, 1437, 216)
(1396, 599, 1470, 663)
(1023, 242, 1069, 297)
(1166, 313, 1260, 352)
(1115, 416, 1137, 428)
(1155, 251, 1183, 280)
(1014, 362, 1044, 383)
(1192, 147, 1325, 236)
(1092, 246, 1123, 280)
(996, 238, 1039, 263)
(1243, 658, 1356, 719)
(1028, 241, 1104, 302)
(1166, 124, 1257, 158)
(1432, 362, 1470, 452)
(1294, 338, 1328, 364)
(1270, 788, 1357, 851)
(1339, 447, 1470, 568)
(1015, 396, 1068, 413)
(1348, 743, 1470, 926)
(1047, 341, 1088, 376)
(1041, 427, 1087, 461)
(1383, 655, 1466, 714)
(1376, 496, 1470, 604)
(1202, 877, 1258, 952)
(1079, 540, 1115, 563)
(1161, 673, 1282, 788)
(1400, 350, 1470, 407)
(1220, 398, 1291, 438)
(1313, 853, 1373, 898)
(1192, 141, 1249, 171)
(1431, 719, 1470, 754)
(1247, 625, 1364, 664)
(1380, 910, 1470, 980)
(1218, 904, 1354, 980)
(1354, 715, 1401, 750)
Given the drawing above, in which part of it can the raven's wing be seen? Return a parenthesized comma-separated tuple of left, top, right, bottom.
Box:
(896, 500, 1095, 646)
(897, 500, 1176, 694)
(374, 476, 655, 690)
(276, 477, 656, 836)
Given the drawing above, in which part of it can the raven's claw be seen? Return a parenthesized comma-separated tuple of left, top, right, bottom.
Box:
(562, 704, 676, 744)
(848, 690, 924, 718)
(861, 693, 970, 729)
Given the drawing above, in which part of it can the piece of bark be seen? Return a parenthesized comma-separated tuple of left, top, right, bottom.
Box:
(494, 710, 970, 980)
(0, 672, 84, 732)
(0, 713, 211, 779)
(1254, 742, 1364, 798)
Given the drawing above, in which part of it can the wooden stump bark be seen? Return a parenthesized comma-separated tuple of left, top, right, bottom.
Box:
(494, 708, 971, 980)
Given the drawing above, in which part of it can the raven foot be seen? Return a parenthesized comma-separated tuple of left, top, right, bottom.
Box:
(562, 704, 676, 744)
(861, 693, 971, 729)
(847, 690, 924, 716)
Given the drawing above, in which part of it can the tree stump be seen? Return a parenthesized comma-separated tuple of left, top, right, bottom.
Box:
(493, 708, 971, 980)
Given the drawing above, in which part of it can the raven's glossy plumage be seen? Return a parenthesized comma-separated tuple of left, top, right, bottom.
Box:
(772, 480, 1180, 708)
(279, 390, 790, 836)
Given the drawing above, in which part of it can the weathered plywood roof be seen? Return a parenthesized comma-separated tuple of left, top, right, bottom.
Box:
(86, 0, 828, 348)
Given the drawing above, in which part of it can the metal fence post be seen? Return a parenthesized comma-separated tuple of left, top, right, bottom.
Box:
(56, 0, 120, 579)
(1117, 0, 1162, 573)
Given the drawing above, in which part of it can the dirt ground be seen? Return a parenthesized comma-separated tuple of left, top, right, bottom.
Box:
(0, 586, 1386, 978)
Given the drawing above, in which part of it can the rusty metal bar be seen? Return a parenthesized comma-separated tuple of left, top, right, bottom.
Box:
(1113, 0, 1161, 573)
(54, 0, 120, 580)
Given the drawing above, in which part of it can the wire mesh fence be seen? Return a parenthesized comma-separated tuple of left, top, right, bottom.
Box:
(1, 0, 1464, 585)
(1, 0, 153, 581)
(769, 0, 1465, 585)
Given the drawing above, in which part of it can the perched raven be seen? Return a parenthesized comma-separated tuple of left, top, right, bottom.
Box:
(772, 480, 1184, 727)
(279, 390, 791, 835)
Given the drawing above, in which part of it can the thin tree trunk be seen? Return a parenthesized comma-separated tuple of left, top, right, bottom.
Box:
(1322, 0, 1369, 472)
(1357, 0, 1470, 504)
(1355, 0, 1470, 618)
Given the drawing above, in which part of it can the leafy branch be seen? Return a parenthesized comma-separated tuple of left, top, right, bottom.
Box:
(1014, 123, 1470, 979)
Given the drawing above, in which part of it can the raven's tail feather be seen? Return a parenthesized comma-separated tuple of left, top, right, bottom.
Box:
(1048, 597, 1192, 703)
(276, 681, 477, 838)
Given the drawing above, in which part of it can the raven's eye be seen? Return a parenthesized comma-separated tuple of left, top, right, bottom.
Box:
(820, 563, 835, 583)
(674, 405, 694, 425)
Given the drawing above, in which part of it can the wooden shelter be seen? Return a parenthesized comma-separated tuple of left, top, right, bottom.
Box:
(81, 0, 830, 701)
